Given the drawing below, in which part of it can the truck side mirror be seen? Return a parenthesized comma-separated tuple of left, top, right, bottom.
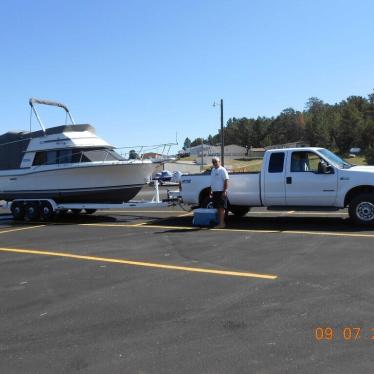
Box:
(325, 165, 333, 174)
(318, 161, 333, 174)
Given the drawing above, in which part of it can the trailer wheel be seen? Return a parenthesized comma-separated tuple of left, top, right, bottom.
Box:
(11, 202, 25, 221)
(229, 206, 250, 217)
(40, 202, 54, 221)
(84, 209, 97, 214)
(25, 202, 40, 221)
(349, 194, 374, 225)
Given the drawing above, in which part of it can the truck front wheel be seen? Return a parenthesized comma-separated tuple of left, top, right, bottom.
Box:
(349, 194, 374, 225)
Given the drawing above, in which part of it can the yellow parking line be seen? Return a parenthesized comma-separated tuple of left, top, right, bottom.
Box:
(0, 225, 46, 235)
(281, 230, 374, 238)
(248, 211, 348, 215)
(79, 223, 280, 233)
(98, 210, 183, 213)
(79, 223, 374, 238)
(0, 247, 277, 280)
(96, 210, 348, 216)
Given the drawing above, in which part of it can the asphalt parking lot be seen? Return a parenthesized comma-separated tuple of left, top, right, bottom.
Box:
(1, 187, 374, 373)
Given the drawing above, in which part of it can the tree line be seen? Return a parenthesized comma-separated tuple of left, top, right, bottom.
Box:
(184, 92, 374, 163)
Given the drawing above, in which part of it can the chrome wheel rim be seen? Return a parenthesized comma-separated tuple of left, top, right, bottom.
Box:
(28, 207, 36, 214)
(42, 206, 50, 215)
(356, 202, 374, 222)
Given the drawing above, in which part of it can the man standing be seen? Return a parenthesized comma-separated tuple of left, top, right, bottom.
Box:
(210, 156, 229, 228)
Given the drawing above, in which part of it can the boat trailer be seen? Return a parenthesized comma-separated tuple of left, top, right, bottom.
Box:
(5, 181, 180, 221)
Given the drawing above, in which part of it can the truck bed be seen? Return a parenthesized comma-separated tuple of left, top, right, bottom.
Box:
(180, 172, 261, 206)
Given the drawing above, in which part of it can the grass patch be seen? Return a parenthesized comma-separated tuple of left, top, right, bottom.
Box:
(345, 156, 367, 166)
(229, 159, 263, 172)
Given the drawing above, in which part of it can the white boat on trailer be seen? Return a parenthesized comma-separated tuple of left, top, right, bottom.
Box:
(0, 98, 175, 221)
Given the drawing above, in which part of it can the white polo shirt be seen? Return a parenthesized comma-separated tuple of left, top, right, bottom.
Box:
(210, 166, 229, 192)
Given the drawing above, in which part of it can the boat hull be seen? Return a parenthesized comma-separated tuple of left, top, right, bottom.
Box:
(0, 162, 154, 203)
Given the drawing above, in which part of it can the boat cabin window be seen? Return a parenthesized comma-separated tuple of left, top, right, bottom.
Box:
(59, 149, 73, 164)
(33, 151, 46, 166)
(46, 151, 58, 165)
(33, 148, 123, 166)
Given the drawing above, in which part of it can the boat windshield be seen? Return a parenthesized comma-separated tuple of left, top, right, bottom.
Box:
(318, 149, 353, 169)
(33, 148, 125, 166)
(79, 149, 124, 162)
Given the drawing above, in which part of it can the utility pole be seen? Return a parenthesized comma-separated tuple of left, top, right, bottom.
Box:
(213, 99, 224, 166)
(220, 99, 224, 166)
(201, 137, 204, 171)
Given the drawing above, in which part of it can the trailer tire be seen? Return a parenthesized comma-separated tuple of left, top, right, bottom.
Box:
(25, 202, 40, 221)
(349, 194, 374, 226)
(40, 202, 54, 221)
(11, 202, 25, 221)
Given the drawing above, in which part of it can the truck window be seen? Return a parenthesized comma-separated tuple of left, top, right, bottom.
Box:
(291, 151, 320, 172)
(268, 152, 285, 173)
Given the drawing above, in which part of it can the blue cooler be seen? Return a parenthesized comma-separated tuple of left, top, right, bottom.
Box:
(193, 208, 219, 226)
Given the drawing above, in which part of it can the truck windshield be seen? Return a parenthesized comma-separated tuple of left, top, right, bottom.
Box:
(318, 149, 353, 169)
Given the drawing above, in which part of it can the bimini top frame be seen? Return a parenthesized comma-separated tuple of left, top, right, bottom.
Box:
(29, 98, 76, 134)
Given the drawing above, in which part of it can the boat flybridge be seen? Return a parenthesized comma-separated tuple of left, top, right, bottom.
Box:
(0, 98, 167, 220)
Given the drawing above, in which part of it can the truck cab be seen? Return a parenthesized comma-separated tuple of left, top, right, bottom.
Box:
(262, 148, 338, 207)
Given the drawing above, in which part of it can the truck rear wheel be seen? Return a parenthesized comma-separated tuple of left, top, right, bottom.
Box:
(201, 197, 214, 209)
(349, 194, 374, 225)
(229, 206, 250, 217)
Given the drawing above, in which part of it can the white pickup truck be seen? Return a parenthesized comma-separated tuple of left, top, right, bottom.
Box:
(176, 147, 374, 225)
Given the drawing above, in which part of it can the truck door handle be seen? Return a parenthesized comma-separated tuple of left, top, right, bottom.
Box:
(286, 177, 292, 184)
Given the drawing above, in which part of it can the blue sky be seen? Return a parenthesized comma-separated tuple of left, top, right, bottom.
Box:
(0, 0, 373, 153)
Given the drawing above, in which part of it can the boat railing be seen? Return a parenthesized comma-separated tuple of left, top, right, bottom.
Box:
(30, 142, 181, 168)
(116, 142, 178, 161)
